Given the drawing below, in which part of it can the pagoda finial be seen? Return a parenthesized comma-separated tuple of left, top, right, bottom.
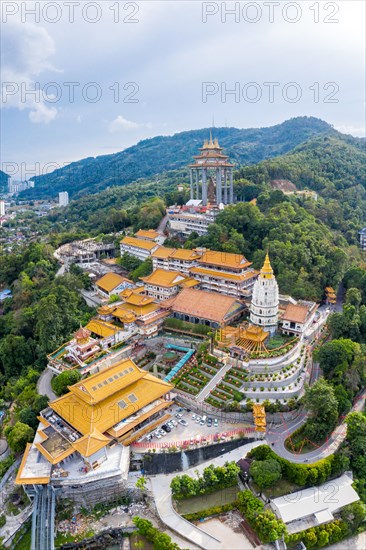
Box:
(209, 130, 213, 145)
(260, 252, 274, 279)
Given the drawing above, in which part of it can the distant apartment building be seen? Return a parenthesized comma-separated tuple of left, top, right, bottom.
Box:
(359, 228, 366, 251)
(8, 180, 34, 194)
(0, 200, 5, 217)
(59, 191, 69, 207)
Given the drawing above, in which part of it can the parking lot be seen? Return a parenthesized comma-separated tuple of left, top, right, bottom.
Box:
(133, 405, 252, 449)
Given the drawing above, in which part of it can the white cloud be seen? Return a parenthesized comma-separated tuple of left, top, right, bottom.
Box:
(108, 115, 152, 133)
(1, 20, 59, 123)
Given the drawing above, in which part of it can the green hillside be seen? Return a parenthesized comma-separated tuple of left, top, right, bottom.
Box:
(21, 116, 333, 199)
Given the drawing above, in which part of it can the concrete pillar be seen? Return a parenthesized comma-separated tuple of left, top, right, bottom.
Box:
(190, 170, 194, 200)
(202, 168, 207, 205)
(196, 170, 199, 199)
(224, 169, 227, 204)
(216, 168, 222, 205)
(229, 169, 234, 204)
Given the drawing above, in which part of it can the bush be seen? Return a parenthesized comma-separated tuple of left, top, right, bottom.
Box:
(132, 517, 179, 549)
(183, 502, 237, 521)
(170, 462, 240, 500)
(247, 445, 348, 487)
(0, 515, 6, 528)
(237, 490, 287, 542)
(249, 459, 282, 489)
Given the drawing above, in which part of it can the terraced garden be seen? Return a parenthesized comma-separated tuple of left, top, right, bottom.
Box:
(205, 366, 247, 409)
(172, 353, 223, 397)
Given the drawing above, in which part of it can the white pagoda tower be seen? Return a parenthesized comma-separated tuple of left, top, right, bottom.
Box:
(250, 253, 279, 336)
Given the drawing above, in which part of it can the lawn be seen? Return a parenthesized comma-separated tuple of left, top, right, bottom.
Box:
(175, 486, 239, 515)
(252, 478, 301, 499)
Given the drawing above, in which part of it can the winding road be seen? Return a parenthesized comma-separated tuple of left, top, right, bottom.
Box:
(267, 389, 366, 464)
(37, 369, 57, 401)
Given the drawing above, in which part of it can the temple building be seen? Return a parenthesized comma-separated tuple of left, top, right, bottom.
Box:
(189, 133, 235, 206)
(16, 359, 173, 495)
(250, 254, 279, 335)
(140, 268, 199, 300)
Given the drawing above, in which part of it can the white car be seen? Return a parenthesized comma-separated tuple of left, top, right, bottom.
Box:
(191, 414, 196, 420)
(155, 433, 162, 439)
(159, 429, 167, 436)
(171, 420, 178, 427)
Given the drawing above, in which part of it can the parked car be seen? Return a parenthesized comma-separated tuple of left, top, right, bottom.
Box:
(155, 433, 162, 439)
(191, 414, 196, 420)
(207, 418, 212, 427)
(196, 417, 201, 424)
(199, 419, 205, 425)
(214, 418, 218, 427)
(159, 429, 167, 436)
(179, 419, 188, 426)
(175, 413, 183, 418)
(162, 424, 171, 432)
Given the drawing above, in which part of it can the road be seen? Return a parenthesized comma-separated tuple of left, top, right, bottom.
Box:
(267, 389, 366, 463)
(37, 369, 57, 401)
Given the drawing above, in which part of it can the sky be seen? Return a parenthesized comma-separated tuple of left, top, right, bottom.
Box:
(1, 0, 365, 180)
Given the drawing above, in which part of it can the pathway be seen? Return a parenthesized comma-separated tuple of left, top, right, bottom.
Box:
(37, 369, 57, 401)
(196, 361, 232, 402)
(149, 440, 262, 549)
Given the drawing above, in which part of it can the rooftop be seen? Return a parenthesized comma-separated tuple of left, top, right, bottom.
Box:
(86, 319, 123, 338)
(121, 236, 159, 251)
(271, 473, 359, 525)
(162, 288, 244, 324)
(135, 229, 159, 240)
(141, 268, 187, 288)
(96, 272, 132, 293)
(190, 266, 258, 282)
(50, 358, 173, 435)
(199, 250, 251, 270)
(281, 303, 310, 324)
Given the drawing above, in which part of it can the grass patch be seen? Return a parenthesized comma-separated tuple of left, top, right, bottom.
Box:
(252, 478, 301, 499)
(13, 526, 32, 550)
(175, 486, 239, 515)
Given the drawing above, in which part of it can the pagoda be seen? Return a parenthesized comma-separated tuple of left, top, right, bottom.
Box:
(189, 133, 235, 206)
(250, 253, 279, 336)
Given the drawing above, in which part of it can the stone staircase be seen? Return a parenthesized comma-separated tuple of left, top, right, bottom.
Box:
(196, 360, 233, 402)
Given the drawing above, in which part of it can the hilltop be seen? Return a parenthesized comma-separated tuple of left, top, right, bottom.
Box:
(19, 116, 333, 199)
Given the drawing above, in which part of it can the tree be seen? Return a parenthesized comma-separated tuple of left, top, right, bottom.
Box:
(51, 370, 81, 396)
(18, 408, 38, 430)
(0, 335, 33, 378)
(302, 378, 339, 441)
(345, 288, 362, 308)
(249, 459, 282, 489)
(5, 422, 34, 453)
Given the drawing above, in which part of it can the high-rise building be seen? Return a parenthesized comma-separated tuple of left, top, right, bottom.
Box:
(0, 200, 5, 217)
(59, 191, 69, 207)
(250, 253, 279, 335)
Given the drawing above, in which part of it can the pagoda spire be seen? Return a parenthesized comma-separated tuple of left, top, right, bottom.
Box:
(260, 252, 274, 279)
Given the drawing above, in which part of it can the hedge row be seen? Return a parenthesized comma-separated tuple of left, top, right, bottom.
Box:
(247, 445, 348, 487)
(182, 502, 237, 522)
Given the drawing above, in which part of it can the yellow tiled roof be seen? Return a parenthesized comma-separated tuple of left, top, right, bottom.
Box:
(170, 248, 201, 260)
(50, 359, 173, 436)
(72, 429, 110, 457)
(151, 247, 175, 259)
(96, 273, 131, 293)
(179, 278, 200, 288)
(86, 319, 121, 338)
(190, 266, 258, 282)
(135, 229, 159, 240)
(198, 250, 251, 270)
(121, 236, 159, 251)
(141, 269, 186, 288)
(123, 293, 155, 306)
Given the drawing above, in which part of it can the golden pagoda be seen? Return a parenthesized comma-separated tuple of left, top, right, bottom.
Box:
(260, 253, 274, 280)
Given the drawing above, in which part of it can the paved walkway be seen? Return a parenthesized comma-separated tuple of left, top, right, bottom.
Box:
(149, 440, 262, 549)
(196, 361, 232, 402)
(37, 368, 57, 401)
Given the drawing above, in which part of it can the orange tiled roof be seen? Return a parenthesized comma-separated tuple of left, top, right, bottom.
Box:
(141, 269, 187, 288)
(281, 304, 309, 324)
(190, 266, 258, 282)
(162, 288, 244, 324)
(96, 272, 132, 293)
(198, 250, 251, 270)
(151, 247, 175, 259)
(121, 236, 159, 251)
(135, 229, 159, 240)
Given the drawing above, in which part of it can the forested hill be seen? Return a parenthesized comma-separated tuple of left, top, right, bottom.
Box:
(0, 170, 9, 192)
(22, 116, 333, 199)
(236, 133, 366, 244)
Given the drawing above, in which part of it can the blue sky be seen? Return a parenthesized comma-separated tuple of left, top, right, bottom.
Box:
(1, 1, 365, 179)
